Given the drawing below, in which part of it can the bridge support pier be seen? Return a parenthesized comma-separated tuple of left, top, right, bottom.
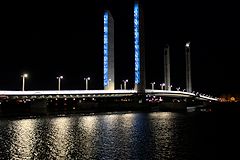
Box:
(103, 10, 115, 90)
(164, 45, 171, 90)
(185, 42, 192, 92)
(134, 1, 146, 93)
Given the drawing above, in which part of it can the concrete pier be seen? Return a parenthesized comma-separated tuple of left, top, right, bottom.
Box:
(185, 42, 192, 92)
(164, 45, 171, 90)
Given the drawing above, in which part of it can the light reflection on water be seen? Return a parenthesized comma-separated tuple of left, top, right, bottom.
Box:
(51, 117, 71, 158)
(0, 112, 216, 159)
(9, 119, 36, 159)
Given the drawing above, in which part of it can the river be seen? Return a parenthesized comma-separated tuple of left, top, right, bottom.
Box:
(0, 111, 239, 159)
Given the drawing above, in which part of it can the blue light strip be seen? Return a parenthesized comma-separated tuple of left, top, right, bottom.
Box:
(134, 3, 140, 84)
(103, 11, 109, 87)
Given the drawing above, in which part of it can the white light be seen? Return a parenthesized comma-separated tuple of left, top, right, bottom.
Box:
(84, 77, 90, 80)
(57, 76, 63, 79)
(186, 42, 190, 47)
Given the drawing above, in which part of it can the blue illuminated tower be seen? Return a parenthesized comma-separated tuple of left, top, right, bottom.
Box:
(134, 1, 146, 93)
(103, 10, 115, 90)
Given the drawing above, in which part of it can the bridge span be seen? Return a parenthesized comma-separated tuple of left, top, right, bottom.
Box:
(0, 90, 219, 116)
(0, 90, 218, 102)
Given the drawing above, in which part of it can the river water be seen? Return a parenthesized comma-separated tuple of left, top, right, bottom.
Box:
(0, 111, 239, 159)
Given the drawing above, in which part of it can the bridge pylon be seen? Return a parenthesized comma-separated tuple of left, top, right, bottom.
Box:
(103, 10, 115, 90)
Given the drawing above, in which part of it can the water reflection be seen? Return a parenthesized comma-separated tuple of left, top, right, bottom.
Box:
(0, 112, 198, 159)
(81, 115, 97, 132)
(78, 115, 98, 159)
(7, 119, 36, 159)
(150, 112, 193, 159)
(50, 117, 71, 158)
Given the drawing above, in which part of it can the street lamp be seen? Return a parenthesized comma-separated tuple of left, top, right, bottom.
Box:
(56, 76, 63, 90)
(186, 42, 190, 47)
(84, 77, 90, 90)
(160, 83, 165, 90)
(108, 79, 111, 89)
(21, 73, 28, 91)
(123, 79, 128, 90)
(150, 82, 155, 90)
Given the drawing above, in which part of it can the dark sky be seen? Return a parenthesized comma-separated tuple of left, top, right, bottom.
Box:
(1, 0, 239, 96)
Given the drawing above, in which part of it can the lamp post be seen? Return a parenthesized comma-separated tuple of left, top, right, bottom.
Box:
(21, 73, 28, 91)
(56, 76, 63, 90)
(123, 79, 128, 90)
(108, 79, 111, 89)
(150, 82, 155, 90)
(160, 83, 165, 90)
(84, 77, 90, 90)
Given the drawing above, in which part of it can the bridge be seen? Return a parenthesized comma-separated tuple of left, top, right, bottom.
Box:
(0, 1, 219, 115)
(0, 90, 218, 101)
(0, 89, 218, 116)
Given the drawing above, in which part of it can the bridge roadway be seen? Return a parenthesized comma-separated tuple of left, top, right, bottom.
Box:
(0, 90, 218, 101)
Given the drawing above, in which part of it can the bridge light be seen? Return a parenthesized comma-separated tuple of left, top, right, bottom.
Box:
(160, 83, 165, 90)
(186, 42, 190, 47)
(108, 79, 112, 89)
(123, 79, 128, 90)
(150, 82, 155, 90)
(56, 76, 63, 91)
(21, 73, 28, 91)
(84, 77, 91, 90)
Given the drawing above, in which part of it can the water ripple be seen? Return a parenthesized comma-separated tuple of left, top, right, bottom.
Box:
(0, 112, 218, 159)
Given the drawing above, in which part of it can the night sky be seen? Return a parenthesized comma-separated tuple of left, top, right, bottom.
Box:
(1, 0, 239, 96)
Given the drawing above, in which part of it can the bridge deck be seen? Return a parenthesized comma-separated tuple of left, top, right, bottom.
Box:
(0, 90, 218, 101)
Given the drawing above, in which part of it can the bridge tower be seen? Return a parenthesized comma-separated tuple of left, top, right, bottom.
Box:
(164, 45, 171, 90)
(134, 1, 146, 93)
(103, 10, 115, 90)
(185, 42, 192, 92)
